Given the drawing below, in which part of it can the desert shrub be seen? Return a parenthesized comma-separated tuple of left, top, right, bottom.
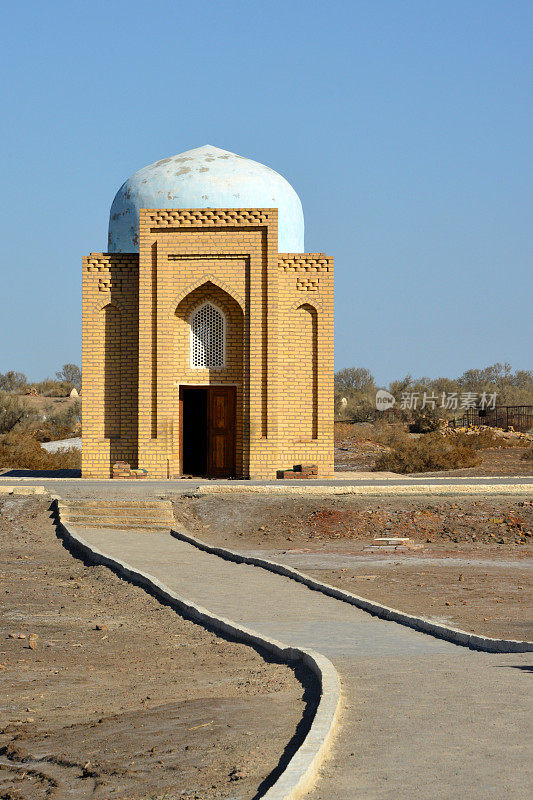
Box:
(32, 378, 76, 397)
(0, 371, 27, 392)
(0, 393, 37, 434)
(334, 422, 357, 441)
(334, 421, 411, 447)
(334, 422, 375, 442)
(34, 422, 77, 442)
(335, 395, 376, 422)
(33, 378, 59, 395)
(452, 429, 511, 450)
(55, 363, 81, 391)
(23, 364, 82, 398)
(373, 433, 480, 474)
(0, 431, 80, 470)
(0, 393, 81, 442)
(334, 367, 377, 421)
(370, 421, 410, 448)
(409, 405, 443, 433)
(33, 400, 81, 441)
(47, 381, 74, 397)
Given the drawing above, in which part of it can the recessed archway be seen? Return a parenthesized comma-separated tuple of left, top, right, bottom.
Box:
(173, 283, 245, 477)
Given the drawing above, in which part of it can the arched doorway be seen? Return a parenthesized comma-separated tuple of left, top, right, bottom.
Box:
(174, 283, 244, 478)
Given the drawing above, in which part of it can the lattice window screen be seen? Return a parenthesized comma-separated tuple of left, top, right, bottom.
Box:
(190, 303, 225, 368)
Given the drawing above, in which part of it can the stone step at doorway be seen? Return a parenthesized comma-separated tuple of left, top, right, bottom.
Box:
(57, 499, 174, 531)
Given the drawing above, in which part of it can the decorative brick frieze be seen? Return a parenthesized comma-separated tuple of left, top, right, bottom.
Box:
(278, 254, 333, 273)
(147, 208, 271, 229)
(296, 277, 320, 291)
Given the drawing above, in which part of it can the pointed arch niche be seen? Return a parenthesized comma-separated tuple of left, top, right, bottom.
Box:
(102, 303, 121, 439)
(288, 303, 318, 441)
(173, 282, 246, 475)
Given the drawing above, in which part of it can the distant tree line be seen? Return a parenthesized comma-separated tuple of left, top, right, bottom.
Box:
(335, 363, 533, 424)
(0, 364, 82, 396)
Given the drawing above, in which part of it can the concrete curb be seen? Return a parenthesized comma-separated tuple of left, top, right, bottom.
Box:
(170, 529, 533, 654)
(53, 505, 341, 800)
(0, 485, 46, 495)
(195, 483, 533, 496)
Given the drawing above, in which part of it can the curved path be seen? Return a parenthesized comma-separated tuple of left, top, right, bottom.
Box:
(70, 526, 531, 799)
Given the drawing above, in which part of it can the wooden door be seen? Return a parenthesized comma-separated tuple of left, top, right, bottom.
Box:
(208, 387, 236, 478)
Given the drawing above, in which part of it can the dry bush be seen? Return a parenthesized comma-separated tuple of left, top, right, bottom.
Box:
(370, 421, 410, 448)
(334, 422, 356, 441)
(334, 395, 376, 422)
(521, 448, 533, 462)
(452, 429, 512, 450)
(35, 379, 74, 397)
(334, 422, 375, 442)
(409, 406, 443, 433)
(0, 370, 27, 392)
(373, 433, 480, 474)
(0, 392, 38, 434)
(33, 400, 81, 442)
(34, 423, 76, 442)
(334, 421, 411, 448)
(0, 432, 81, 471)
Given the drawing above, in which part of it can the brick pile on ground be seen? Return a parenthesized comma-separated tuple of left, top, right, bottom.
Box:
(112, 461, 148, 479)
(277, 464, 318, 479)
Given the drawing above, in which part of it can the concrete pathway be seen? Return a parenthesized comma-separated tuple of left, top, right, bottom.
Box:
(72, 526, 532, 800)
(1, 474, 532, 501)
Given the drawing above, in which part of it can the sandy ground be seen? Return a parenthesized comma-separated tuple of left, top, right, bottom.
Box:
(172, 494, 533, 641)
(334, 424, 533, 476)
(0, 496, 305, 800)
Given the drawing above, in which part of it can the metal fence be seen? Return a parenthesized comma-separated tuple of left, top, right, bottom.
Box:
(448, 405, 533, 432)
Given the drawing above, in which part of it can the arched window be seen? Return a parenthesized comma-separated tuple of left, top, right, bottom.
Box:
(190, 301, 226, 368)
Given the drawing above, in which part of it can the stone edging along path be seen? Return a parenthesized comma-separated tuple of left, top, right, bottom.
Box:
(170, 528, 533, 654)
(54, 507, 341, 800)
(195, 483, 533, 496)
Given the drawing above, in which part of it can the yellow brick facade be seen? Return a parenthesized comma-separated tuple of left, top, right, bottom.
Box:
(82, 208, 334, 479)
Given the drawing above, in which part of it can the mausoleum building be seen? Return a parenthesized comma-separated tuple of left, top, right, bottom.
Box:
(82, 146, 334, 479)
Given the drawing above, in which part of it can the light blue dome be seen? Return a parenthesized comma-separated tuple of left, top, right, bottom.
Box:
(108, 145, 304, 253)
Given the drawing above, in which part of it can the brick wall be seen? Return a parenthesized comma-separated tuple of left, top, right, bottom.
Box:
(82, 254, 139, 478)
(82, 209, 333, 479)
(277, 253, 334, 475)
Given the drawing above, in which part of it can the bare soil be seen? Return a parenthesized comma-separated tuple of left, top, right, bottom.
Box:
(334, 423, 533, 476)
(334, 436, 387, 471)
(411, 446, 533, 477)
(309, 564, 532, 640)
(18, 395, 77, 413)
(173, 494, 533, 641)
(0, 496, 305, 800)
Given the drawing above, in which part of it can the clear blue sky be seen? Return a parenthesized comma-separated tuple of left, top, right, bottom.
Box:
(1, 0, 531, 385)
